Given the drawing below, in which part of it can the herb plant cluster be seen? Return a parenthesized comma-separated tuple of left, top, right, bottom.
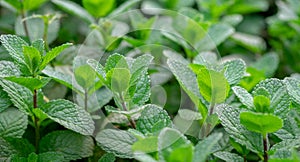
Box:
(0, 0, 300, 162)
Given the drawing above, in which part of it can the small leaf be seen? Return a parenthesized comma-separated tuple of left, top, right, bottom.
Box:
(0, 108, 27, 138)
(158, 128, 191, 161)
(128, 69, 151, 105)
(74, 65, 98, 89)
(130, 54, 153, 73)
(22, 46, 41, 74)
(39, 130, 94, 161)
(41, 99, 95, 136)
(132, 136, 158, 153)
(231, 32, 266, 53)
(105, 53, 128, 72)
(31, 39, 45, 55)
(232, 86, 254, 109)
(168, 144, 194, 162)
(96, 129, 137, 158)
(284, 78, 300, 105)
(39, 43, 72, 71)
(240, 111, 283, 135)
(83, 0, 115, 17)
(193, 133, 223, 162)
(4, 76, 51, 92)
(190, 64, 230, 103)
(136, 104, 172, 135)
(109, 68, 131, 94)
(223, 59, 246, 85)
(51, 0, 95, 24)
(253, 95, 271, 113)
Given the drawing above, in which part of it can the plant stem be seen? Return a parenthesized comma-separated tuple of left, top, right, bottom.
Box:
(119, 93, 136, 129)
(209, 103, 215, 115)
(43, 21, 50, 52)
(20, 0, 29, 38)
(263, 134, 268, 162)
(33, 89, 40, 152)
(84, 89, 88, 111)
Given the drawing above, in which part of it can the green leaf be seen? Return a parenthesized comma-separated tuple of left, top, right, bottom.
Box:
(31, 39, 44, 56)
(83, 0, 115, 17)
(39, 130, 94, 161)
(0, 61, 21, 77)
(74, 65, 98, 89)
(4, 76, 51, 92)
(132, 136, 158, 153)
(39, 43, 72, 71)
(128, 69, 151, 105)
(0, 80, 32, 114)
(3, 0, 22, 11)
(87, 59, 106, 82)
(98, 153, 116, 162)
(223, 59, 246, 85)
(168, 144, 194, 162)
(108, 0, 140, 18)
(251, 53, 279, 77)
(253, 78, 290, 117)
(130, 54, 153, 73)
(216, 104, 263, 153)
(22, 46, 41, 75)
(40, 99, 95, 136)
(96, 129, 137, 158)
(158, 128, 191, 161)
(0, 35, 30, 74)
(42, 66, 84, 94)
(231, 32, 266, 53)
(240, 111, 283, 135)
(284, 78, 300, 105)
(51, 0, 95, 24)
(38, 152, 65, 162)
(190, 64, 230, 103)
(275, 114, 300, 140)
(0, 108, 27, 138)
(167, 59, 206, 116)
(193, 133, 222, 162)
(0, 137, 35, 160)
(239, 67, 265, 91)
(109, 68, 131, 94)
(136, 104, 172, 135)
(214, 151, 244, 162)
(0, 87, 12, 113)
(232, 86, 254, 109)
(23, 0, 48, 11)
(253, 95, 271, 113)
(105, 53, 128, 72)
(134, 152, 157, 162)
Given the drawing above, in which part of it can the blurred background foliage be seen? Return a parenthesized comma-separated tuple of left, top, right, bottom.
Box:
(0, 0, 299, 115)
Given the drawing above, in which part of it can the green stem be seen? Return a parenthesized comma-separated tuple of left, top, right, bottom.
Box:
(20, 8, 29, 38)
(33, 89, 40, 152)
(43, 21, 50, 52)
(263, 133, 268, 162)
(119, 93, 136, 129)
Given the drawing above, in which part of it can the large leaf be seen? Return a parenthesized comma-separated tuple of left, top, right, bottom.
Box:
(214, 151, 244, 162)
(4, 76, 51, 92)
(216, 104, 263, 153)
(136, 104, 172, 135)
(0, 61, 21, 77)
(274, 114, 300, 140)
(128, 69, 151, 105)
(232, 86, 254, 109)
(23, 0, 48, 11)
(109, 68, 131, 94)
(253, 78, 290, 117)
(231, 32, 266, 53)
(284, 78, 300, 105)
(39, 43, 72, 71)
(39, 130, 94, 161)
(42, 66, 84, 94)
(22, 46, 41, 75)
(0, 87, 12, 113)
(96, 129, 137, 158)
(0, 108, 27, 138)
(193, 133, 223, 162)
(41, 99, 95, 136)
(0, 137, 35, 161)
(11, 152, 65, 162)
(74, 65, 98, 90)
(190, 64, 230, 104)
(223, 59, 246, 85)
(0, 35, 30, 74)
(51, 0, 94, 24)
(240, 111, 283, 135)
(0, 80, 32, 114)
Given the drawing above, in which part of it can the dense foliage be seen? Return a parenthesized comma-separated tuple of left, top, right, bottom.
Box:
(0, 0, 299, 161)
